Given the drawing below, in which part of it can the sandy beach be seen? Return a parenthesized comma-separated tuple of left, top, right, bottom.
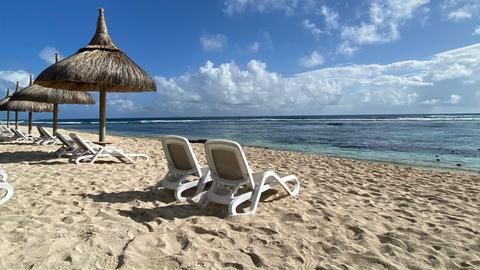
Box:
(0, 128, 479, 270)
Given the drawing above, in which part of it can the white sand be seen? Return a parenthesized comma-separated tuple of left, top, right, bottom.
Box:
(0, 128, 479, 269)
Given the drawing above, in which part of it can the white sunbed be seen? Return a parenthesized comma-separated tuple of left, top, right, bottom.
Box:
(11, 128, 35, 142)
(199, 139, 300, 216)
(69, 133, 149, 164)
(152, 135, 212, 202)
(54, 131, 77, 157)
(34, 126, 57, 145)
(0, 126, 14, 137)
(0, 168, 14, 205)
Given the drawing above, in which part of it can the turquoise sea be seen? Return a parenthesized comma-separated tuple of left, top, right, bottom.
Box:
(27, 113, 480, 172)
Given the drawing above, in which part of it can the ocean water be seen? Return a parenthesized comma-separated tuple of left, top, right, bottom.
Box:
(31, 114, 480, 172)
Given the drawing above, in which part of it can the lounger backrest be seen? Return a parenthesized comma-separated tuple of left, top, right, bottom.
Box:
(11, 128, 22, 137)
(204, 139, 254, 188)
(162, 135, 201, 176)
(69, 133, 96, 154)
(54, 131, 74, 148)
(38, 126, 53, 139)
(36, 126, 44, 137)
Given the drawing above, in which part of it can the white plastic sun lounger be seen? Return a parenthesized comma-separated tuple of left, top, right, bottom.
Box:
(54, 131, 77, 157)
(11, 128, 35, 142)
(69, 133, 149, 164)
(0, 126, 14, 137)
(152, 135, 212, 202)
(199, 139, 300, 216)
(0, 168, 14, 205)
(34, 126, 57, 145)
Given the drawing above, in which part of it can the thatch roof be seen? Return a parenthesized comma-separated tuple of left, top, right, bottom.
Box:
(10, 76, 95, 105)
(1, 99, 53, 112)
(34, 8, 156, 93)
(0, 94, 11, 111)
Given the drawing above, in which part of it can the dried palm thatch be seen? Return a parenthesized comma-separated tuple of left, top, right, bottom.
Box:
(35, 9, 156, 92)
(10, 77, 95, 104)
(1, 99, 53, 112)
(34, 8, 156, 142)
(0, 89, 11, 127)
(0, 93, 11, 110)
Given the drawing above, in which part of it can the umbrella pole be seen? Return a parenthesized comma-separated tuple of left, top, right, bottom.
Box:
(28, 112, 33, 134)
(53, 103, 59, 133)
(99, 89, 106, 142)
(6, 111, 9, 128)
(15, 111, 18, 130)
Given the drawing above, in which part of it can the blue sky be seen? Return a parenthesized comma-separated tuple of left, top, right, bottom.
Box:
(1, 0, 480, 119)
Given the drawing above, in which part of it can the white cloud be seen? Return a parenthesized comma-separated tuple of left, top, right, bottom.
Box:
(337, 41, 359, 56)
(0, 70, 31, 93)
(319, 5, 339, 29)
(200, 34, 228, 51)
(421, 99, 440, 105)
(39, 47, 62, 65)
(442, 0, 480, 22)
(299, 51, 324, 68)
(247, 41, 261, 52)
(341, 0, 429, 46)
(447, 94, 462, 104)
(107, 99, 139, 112)
(302, 19, 323, 37)
(448, 9, 472, 21)
(473, 26, 480, 35)
(223, 0, 317, 16)
(151, 43, 480, 115)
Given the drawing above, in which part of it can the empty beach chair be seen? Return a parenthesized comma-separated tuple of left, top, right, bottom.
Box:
(0, 126, 14, 137)
(11, 128, 35, 142)
(34, 126, 57, 145)
(199, 139, 300, 216)
(69, 133, 149, 164)
(54, 131, 78, 157)
(0, 168, 14, 205)
(153, 135, 212, 202)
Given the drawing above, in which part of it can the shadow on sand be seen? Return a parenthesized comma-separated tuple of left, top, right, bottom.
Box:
(85, 188, 285, 221)
(0, 151, 57, 164)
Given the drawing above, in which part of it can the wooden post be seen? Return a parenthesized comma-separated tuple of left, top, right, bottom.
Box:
(53, 104, 59, 133)
(28, 75, 33, 134)
(14, 111, 18, 130)
(99, 89, 106, 142)
(6, 88, 10, 128)
(6, 110, 9, 128)
(53, 53, 60, 133)
(14, 81, 19, 130)
(28, 111, 33, 134)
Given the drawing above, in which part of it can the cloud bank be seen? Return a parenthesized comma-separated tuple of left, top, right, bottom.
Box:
(152, 43, 480, 115)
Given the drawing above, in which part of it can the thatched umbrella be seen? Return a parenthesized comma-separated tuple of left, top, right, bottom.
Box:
(0, 89, 11, 127)
(35, 8, 156, 142)
(1, 81, 53, 133)
(10, 59, 95, 133)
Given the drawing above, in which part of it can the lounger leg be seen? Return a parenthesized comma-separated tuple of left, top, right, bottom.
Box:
(175, 171, 212, 203)
(0, 182, 14, 205)
(198, 192, 209, 209)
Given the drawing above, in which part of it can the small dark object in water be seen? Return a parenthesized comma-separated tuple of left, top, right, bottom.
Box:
(456, 163, 462, 167)
(435, 154, 439, 157)
(436, 158, 440, 162)
(189, 139, 207, 144)
(451, 150, 455, 153)
(326, 123, 343, 126)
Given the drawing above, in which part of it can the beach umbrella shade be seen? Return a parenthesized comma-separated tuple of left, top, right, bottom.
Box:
(10, 66, 95, 133)
(1, 81, 54, 133)
(0, 89, 11, 127)
(0, 82, 23, 129)
(35, 8, 156, 142)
